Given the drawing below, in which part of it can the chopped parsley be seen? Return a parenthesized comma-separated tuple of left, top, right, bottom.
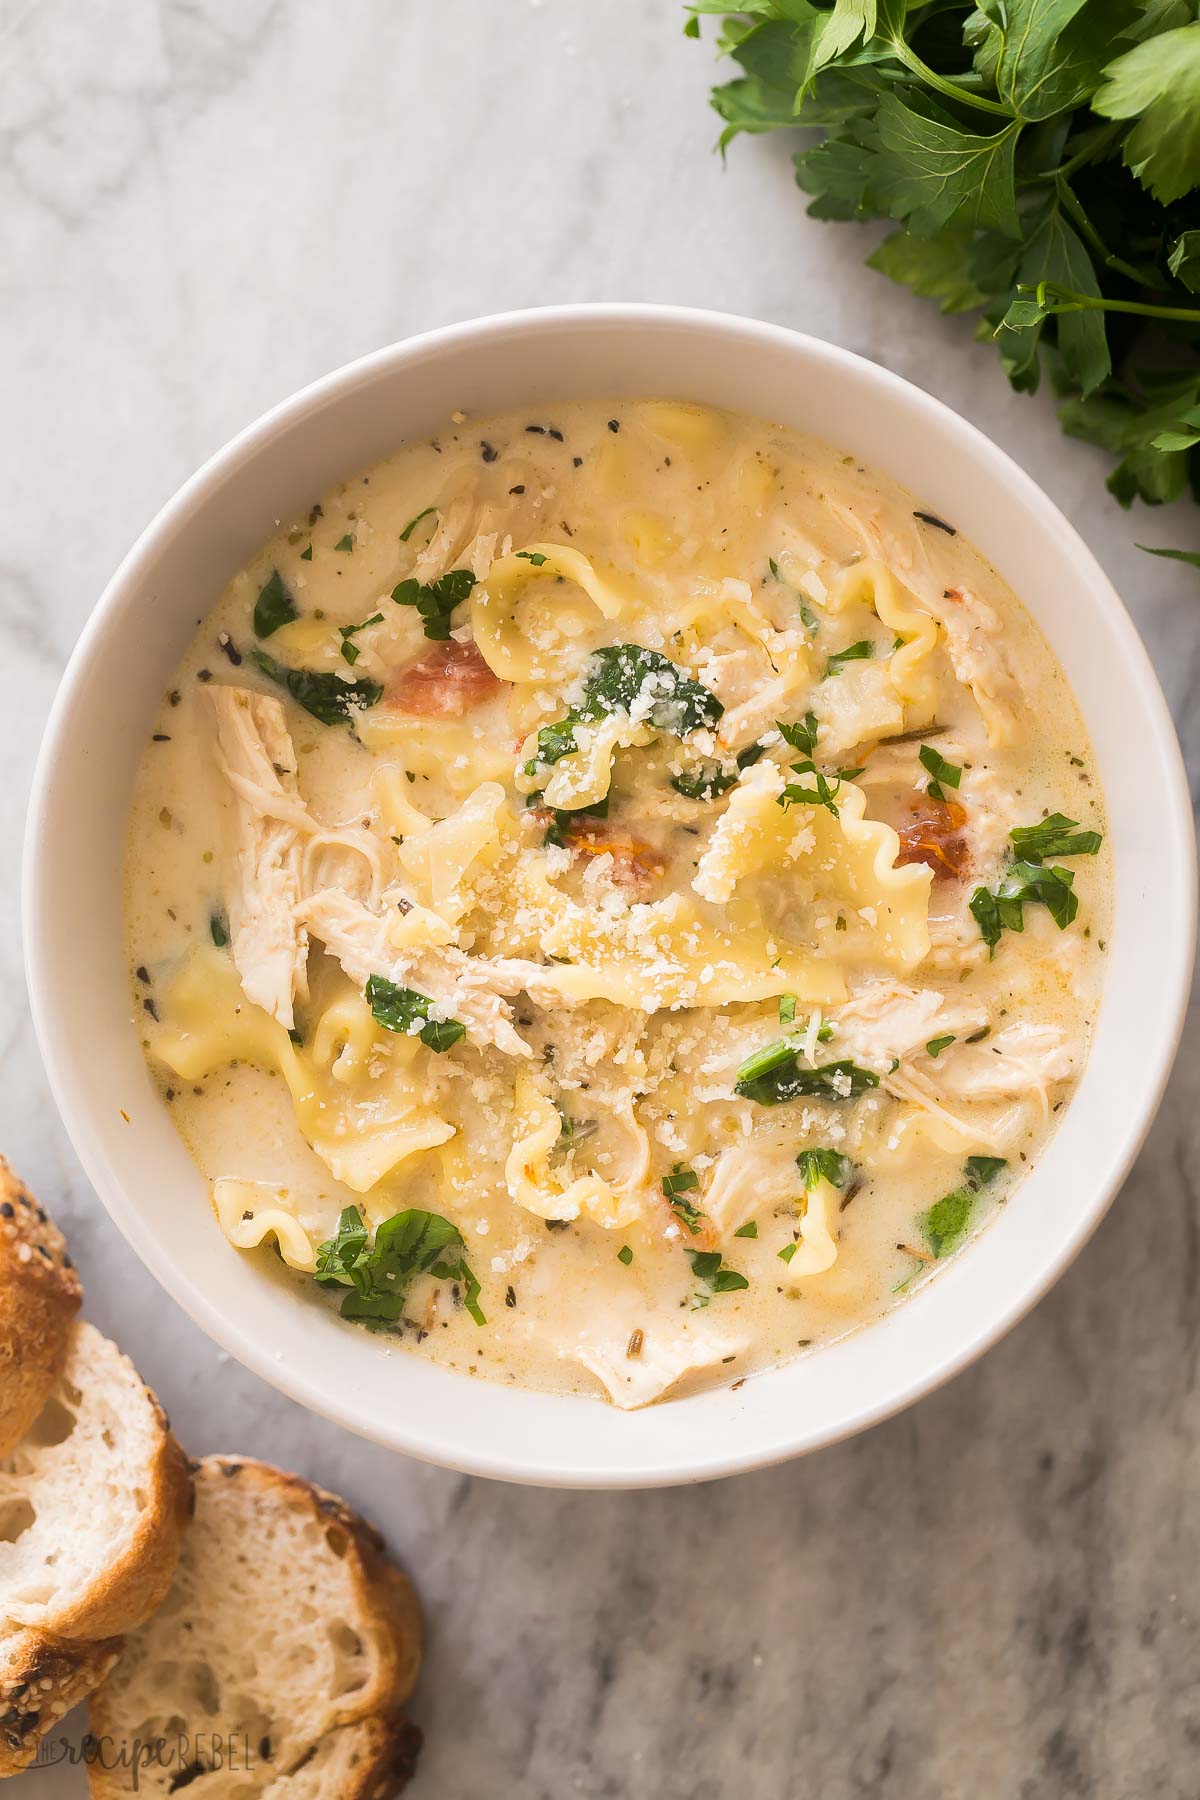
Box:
(917, 1156, 1008, 1259)
(824, 640, 873, 677)
(777, 759, 845, 818)
(919, 743, 962, 804)
(925, 1034, 956, 1058)
(250, 650, 382, 726)
(734, 1220, 758, 1238)
(210, 914, 229, 948)
(663, 1163, 705, 1235)
(689, 1249, 749, 1305)
(398, 505, 437, 543)
(315, 1204, 485, 1329)
(516, 549, 549, 566)
(365, 975, 465, 1051)
(334, 533, 355, 552)
(970, 812, 1102, 954)
(339, 612, 384, 665)
(252, 569, 299, 639)
(528, 645, 722, 775)
(777, 712, 818, 758)
(391, 567, 477, 641)
(735, 1043, 878, 1106)
(1009, 812, 1103, 861)
(778, 994, 797, 1025)
(617, 1244, 634, 1266)
(300, 544, 313, 561)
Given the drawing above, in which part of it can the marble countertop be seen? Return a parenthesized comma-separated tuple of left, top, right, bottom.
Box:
(3, 2, 1198, 1795)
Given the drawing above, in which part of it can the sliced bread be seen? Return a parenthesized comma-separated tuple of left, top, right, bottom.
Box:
(87, 1456, 423, 1800)
(0, 1320, 192, 1643)
(0, 1628, 123, 1776)
(0, 1160, 82, 1458)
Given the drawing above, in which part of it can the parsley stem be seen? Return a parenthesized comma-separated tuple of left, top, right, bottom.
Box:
(1036, 121, 1122, 186)
(1052, 177, 1159, 290)
(1022, 281, 1200, 324)
(885, 37, 1011, 116)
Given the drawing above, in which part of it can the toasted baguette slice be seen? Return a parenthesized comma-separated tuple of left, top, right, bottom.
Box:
(87, 1457, 422, 1800)
(0, 1161, 82, 1458)
(0, 1321, 191, 1643)
(0, 1627, 123, 1776)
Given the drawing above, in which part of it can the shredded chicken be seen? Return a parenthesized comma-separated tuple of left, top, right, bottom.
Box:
(933, 1021, 1075, 1103)
(298, 886, 535, 1060)
(209, 687, 386, 1027)
(574, 1322, 749, 1410)
(833, 980, 988, 1071)
(208, 688, 310, 1029)
(702, 1142, 803, 1237)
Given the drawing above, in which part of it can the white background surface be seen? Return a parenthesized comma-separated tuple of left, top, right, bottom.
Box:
(4, 2, 1199, 1795)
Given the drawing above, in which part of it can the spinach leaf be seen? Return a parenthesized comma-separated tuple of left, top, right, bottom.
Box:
(253, 569, 299, 639)
(529, 645, 723, 776)
(735, 1043, 879, 1105)
(315, 1204, 485, 1328)
(250, 650, 382, 726)
(917, 1155, 1008, 1258)
(670, 741, 764, 799)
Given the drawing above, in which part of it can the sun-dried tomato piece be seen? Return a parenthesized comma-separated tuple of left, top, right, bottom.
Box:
(536, 812, 667, 890)
(386, 638, 502, 716)
(896, 794, 970, 880)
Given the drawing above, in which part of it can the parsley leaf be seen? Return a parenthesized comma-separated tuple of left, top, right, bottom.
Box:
(391, 568, 477, 641)
(919, 742, 963, 804)
(339, 612, 384, 666)
(917, 1155, 1007, 1258)
(778, 712, 819, 757)
(1093, 24, 1200, 205)
(778, 759, 845, 817)
(663, 1163, 706, 1235)
(253, 569, 299, 639)
(970, 811, 1100, 950)
(694, 3, 1200, 527)
(1009, 812, 1103, 860)
(365, 975, 466, 1051)
(688, 1249, 749, 1304)
(824, 640, 873, 677)
(250, 650, 382, 726)
(399, 505, 437, 542)
(926, 1033, 956, 1058)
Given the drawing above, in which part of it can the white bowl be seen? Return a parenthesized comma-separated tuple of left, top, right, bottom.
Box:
(24, 306, 1196, 1488)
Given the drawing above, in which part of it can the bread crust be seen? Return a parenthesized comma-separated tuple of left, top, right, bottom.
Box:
(58, 1388, 192, 1642)
(3, 1323, 194, 1643)
(331, 1713, 424, 1800)
(86, 1457, 424, 1800)
(0, 1628, 122, 1777)
(0, 1160, 82, 1458)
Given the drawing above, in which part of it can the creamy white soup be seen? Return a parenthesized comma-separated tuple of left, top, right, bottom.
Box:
(124, 399, 1107, 1408)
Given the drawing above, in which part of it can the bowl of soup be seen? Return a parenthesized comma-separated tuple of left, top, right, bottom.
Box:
(25, 307, 1195, 1485)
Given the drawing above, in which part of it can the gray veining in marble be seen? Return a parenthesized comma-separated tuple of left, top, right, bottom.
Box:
(3, 2, 1199, 1796)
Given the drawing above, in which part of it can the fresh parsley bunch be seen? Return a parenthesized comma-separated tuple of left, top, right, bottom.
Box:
(687, 0, 1200, 538)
